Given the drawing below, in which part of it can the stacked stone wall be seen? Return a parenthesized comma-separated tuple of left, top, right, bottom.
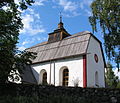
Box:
(0, 83, 120, 103)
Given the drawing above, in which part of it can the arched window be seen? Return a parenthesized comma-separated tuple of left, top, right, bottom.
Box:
(62, 69, 69, 86)
(42, 72, 47, 84)
(39, 69, 47, 85)
(95, 71, 99, 87)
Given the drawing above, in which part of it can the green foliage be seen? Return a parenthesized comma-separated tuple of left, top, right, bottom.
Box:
(0, 0, 36, 83)
(89, 0, 120, 69)
(116, 81, 120, 88)
(105, 62, 119, 88)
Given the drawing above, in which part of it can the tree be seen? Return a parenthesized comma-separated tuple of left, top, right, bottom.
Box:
(105, 62, 119, 88)
(89, 0, 120, 70)
(0, 0, 36, 83)
(116, 81, 120, 88)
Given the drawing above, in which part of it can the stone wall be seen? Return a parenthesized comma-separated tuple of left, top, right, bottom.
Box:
(0, 83, 120, 103)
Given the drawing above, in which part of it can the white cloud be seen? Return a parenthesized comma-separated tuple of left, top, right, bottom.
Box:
(14, 0, 21, 5)
(29, 28, 45, 35)
(34, 0, 48, 6)
(59, 0, 78, 12)
(22, 41, 29, 45)
(80, 2, 84, 9)
(85, 9, 92, 16)
(52, 0, 92, 17)
(22, 14, 34, 30)
(14, 0, 47, 6)
(113, 69, 120, 79)
(34, 37, 47, 41)
(14, 0, 46, 35)
(34, 13, 40, 19)
(21, 36, 47, 46)
(79, 0, 93, 17)
(20, 11, 45, 35)
(27, 8, 34, 14)
(18, 46, 26, 51)
(14, 0, 49, 8)
(63, 11, 81, 17)
(18, 36, 47, 50)
(80, 0, 93, 9)
(52, 0, 80, 17)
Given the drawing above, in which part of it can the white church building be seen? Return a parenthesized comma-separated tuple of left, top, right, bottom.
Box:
(22, 19, 106, 88)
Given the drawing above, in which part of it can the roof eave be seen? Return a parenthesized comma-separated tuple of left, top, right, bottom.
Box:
(31, 53, 88, 64)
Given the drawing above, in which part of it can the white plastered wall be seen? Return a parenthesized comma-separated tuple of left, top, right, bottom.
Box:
(87, 36, 105, 87)
(31, 56, 83, 87)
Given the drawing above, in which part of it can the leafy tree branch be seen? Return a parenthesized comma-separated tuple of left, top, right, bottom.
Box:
(89, 0, 120, 70)
(0, 0, 36, 83)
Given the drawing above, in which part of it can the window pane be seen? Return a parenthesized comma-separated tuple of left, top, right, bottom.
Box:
(42, 72, 47, 84)
(62, 69, 69, 86)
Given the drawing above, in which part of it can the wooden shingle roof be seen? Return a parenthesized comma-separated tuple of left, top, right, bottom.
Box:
(27, 31, 91, 64)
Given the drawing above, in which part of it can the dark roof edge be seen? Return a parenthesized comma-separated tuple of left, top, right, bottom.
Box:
(89, 33, 102, 44)
(100, 43, 106, 68)
(32, 53, 88, 64)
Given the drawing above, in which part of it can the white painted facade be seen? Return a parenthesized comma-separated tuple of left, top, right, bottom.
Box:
(31, 56, 83, 87)
(31, 36, 105, 88)
(87, 36, 105, 87)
